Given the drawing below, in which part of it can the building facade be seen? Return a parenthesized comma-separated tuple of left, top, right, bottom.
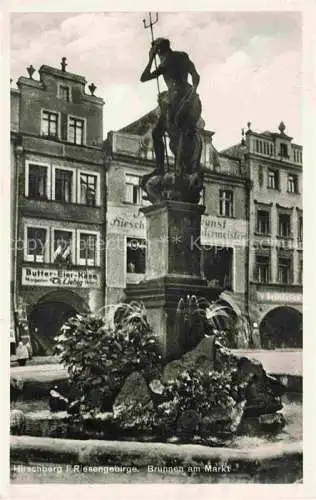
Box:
(105, 113, 250, 343)
(221, 122, 303, 348)
(11, 60, 106, 354)
(10, 58, 302, 352)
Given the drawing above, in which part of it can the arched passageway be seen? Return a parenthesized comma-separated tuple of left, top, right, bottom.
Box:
(28, 291, 89, 355)
(259, 306, 302, 349)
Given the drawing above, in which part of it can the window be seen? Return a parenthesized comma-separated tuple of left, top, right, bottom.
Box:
(288, 174, 298, 193)
(256, 210, 270, 235)
(125, 175, 142, 205)
(199, 187, 206, 206)
(25, 227, 47, 262)
(294, 150, 302, 163)
(298, 215, 303, 241)
(278, 257, 292, 284)
(219, 190, 233, 217)
(203, 247, 233, 290)
(256, 255, 270, 283)
(204, 143, 211, 166)
(54, 168, 73, 203)
(79, 233, 98, 266)
(59, 85, 70, 102)
(41, 111, 58, 138)
(68, 117, 84, 145)
(298, 258, 303, 284)
(280, 143, 289, 158)
(278, 213, 291, 238)
(27, 164, 48, 199)
(126, 238, 146, 274)
(258, 165, 264, 186)
(267, 169, 279, 190)
(79, 173, 98, 206)
(294, 150, 299, 163)
(53, 230, 73, 264)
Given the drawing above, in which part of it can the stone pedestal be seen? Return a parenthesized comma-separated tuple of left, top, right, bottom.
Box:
(125, 201, 219, 359)
(144, 201, 205, 280)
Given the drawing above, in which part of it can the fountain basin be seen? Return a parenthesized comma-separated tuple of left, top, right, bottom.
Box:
(10, 435, 302, 483)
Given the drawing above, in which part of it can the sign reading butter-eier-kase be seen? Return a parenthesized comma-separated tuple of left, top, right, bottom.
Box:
(22, 267, 101, 288)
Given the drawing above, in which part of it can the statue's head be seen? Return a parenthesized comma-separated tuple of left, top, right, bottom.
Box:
(152, 37, 171, 55)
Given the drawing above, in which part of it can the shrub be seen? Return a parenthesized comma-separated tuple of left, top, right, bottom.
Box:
(54, 302, 163, 415)
(155, 366, 244, 437)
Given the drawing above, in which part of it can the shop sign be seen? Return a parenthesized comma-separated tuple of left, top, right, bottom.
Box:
(257, 291, 302, 304)
(201, 215, 248, 247)
(107, 207, 146, 236)
(22, 267, 101, 289)
(107, 207, 248, 247)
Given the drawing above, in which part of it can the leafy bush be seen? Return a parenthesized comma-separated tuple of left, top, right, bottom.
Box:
(155, 368, 235, 439)
(204, 301, 252, 349)
(54, 302, 163, 415)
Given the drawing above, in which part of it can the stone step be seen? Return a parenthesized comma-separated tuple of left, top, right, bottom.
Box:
(10, 435, 303, 483)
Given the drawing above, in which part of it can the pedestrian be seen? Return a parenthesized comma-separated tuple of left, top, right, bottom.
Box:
(127, 261, 135, 273)
(16, 341, 29, 366)
(22, 336, 33, 360)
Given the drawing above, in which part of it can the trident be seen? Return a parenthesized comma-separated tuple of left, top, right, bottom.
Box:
(142, 12, 169, 171)
(143, 12, 161, 94)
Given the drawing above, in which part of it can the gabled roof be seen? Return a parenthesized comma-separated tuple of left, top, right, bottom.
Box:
(119, 109, 215, 137)
(119, 109, 159, 135)
(220, 143, 245, 160)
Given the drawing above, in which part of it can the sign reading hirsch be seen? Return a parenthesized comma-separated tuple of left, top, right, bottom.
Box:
(107, 207, 146, 236)
(22, 267, 101, 289)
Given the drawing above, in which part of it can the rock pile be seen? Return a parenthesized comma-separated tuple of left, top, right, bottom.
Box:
(112, 337, 285, 442)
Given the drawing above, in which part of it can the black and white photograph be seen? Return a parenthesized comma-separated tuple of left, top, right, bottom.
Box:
(7, 8, 305, 488)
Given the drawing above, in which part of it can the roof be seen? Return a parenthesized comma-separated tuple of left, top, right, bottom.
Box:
(220, 143, 245, 160)
(260, 130, 293, 141)
(261, 131, 274, 138)
(119, 109, 215, 137)
(39, 65, 87, 84)
(119, 109, 159, 135)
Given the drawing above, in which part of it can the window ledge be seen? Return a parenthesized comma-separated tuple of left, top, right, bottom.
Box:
(252, 280, 294, 286)
(24, 196, 49, 202)
(64, 140, 85, 147)
(22, 260, 101, 269)
(252, 281, 271, 285)
(251, 280, 302, 288)
(41, 134, 60, 141)
(217, 214, 235, 219)
(123, 201, 143, 206)
(267, 186, 280, 191)
(254, 232, 271, 237)
(23, 196, 101, 208)
(287, 191, 300, 195)
(276, 235, 293, 240)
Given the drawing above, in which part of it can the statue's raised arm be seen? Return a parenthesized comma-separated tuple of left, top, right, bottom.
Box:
(140, 45, 164, 83)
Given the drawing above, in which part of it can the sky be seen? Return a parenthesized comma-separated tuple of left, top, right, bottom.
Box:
(10, 11, 302, 150)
